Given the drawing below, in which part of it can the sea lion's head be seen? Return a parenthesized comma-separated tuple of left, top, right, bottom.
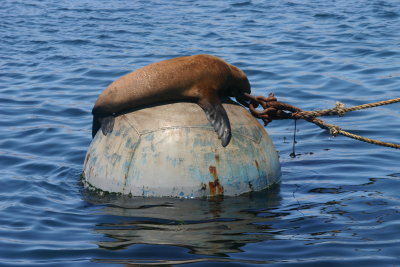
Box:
(232, 78, 252, 107)
(227, 64, 251, 107)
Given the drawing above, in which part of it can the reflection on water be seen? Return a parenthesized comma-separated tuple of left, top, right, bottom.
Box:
(82, 176, 400, 266)
(84, 185, 281, 262)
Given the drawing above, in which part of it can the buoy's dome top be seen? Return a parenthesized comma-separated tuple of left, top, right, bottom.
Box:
(120, 100, 262, 143)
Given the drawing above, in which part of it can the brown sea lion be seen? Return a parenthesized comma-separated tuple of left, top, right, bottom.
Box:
(92, 54, 251, 147)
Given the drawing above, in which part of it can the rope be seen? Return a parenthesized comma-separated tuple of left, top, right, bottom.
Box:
(296, 98, 400, 119)
(244, 93, 400, 149)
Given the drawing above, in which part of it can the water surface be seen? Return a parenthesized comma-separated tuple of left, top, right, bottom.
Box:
(1, 0, 400, 266)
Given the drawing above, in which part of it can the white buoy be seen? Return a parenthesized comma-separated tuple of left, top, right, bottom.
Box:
(82, 101, 281, 198)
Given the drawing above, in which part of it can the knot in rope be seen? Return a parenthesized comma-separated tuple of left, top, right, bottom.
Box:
(329, 125, 341, 136)
(334, 102, 346, 116)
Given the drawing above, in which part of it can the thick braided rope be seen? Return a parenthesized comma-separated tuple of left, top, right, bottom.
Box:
(339, 130, 400, 149)
(298, 98, 400, 118)
(308, 117, 400, 149)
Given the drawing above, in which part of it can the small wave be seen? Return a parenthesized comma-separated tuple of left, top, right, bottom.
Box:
(59, 39, 91, 45)
(374, 11, 399, 19)
(61, 107, 88, 117)
(231, 1, 252, 7)
(30, 73, 62, 82)
(0, 153, 27, 167)
(373, 50, 399, 58)
(314, 13, 346, 20)
(83, 69, 126, 79)
(45, 55, 76, 61)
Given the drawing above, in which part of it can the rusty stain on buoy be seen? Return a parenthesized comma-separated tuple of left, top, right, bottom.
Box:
(208, 166, 224, 196)
(254, 160, 260, 170)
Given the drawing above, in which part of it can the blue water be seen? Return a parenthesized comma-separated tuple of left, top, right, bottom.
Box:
(1, 0, 400, 265)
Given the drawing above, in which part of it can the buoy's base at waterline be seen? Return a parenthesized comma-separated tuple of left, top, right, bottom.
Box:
(82, 100, 281, 198)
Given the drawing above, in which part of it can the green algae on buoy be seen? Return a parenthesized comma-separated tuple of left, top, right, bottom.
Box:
(82, 100, 281, 198)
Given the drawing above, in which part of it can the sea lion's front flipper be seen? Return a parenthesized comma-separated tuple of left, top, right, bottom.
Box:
(100, 116, 115, 136)
(198, 96, 232, 147)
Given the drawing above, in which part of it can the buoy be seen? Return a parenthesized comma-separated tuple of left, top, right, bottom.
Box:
(82, 100, 281, 198)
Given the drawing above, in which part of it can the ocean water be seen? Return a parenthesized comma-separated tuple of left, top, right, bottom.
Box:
(1, 0, 400, 266)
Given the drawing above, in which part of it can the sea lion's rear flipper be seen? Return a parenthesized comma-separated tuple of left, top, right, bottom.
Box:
(91, 115, 115, 138)
(92, 116, 101, 138)
(198, 97, 232, 147)
(100, 116, 115, 136)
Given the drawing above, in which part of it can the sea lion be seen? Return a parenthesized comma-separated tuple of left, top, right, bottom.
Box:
(92, 54, 251, 147)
